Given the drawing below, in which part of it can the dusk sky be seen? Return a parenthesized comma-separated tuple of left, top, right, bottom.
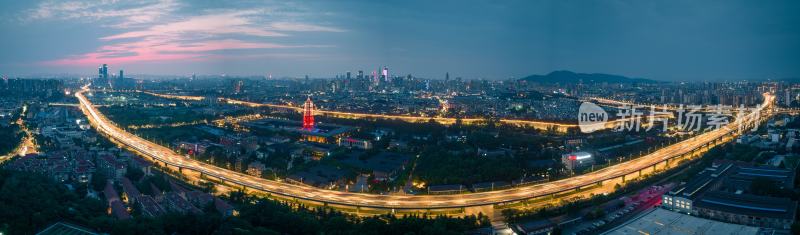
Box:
(1, 0, 799, 80)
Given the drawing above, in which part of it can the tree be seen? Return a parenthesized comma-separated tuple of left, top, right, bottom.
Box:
(91, 171, 108, 192)
(126, 166, 145, 181)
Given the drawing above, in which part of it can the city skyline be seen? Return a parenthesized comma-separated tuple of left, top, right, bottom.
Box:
(4, 2, 800, 234)
(0, 0, 798, 80)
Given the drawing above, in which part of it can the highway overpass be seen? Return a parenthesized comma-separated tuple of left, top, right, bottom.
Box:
(77, 89, 774, 213)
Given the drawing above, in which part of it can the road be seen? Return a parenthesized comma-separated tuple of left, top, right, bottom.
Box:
(141, 91, 672, 132)
(0, 105, 38, 162)
(77, 88, 773, 210)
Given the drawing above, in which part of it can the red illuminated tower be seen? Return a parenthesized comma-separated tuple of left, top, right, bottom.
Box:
(302, 96, 315, 130)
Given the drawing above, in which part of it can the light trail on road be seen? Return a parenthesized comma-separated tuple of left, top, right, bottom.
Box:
(137, 91, 674, 133)
(78, 88, 773, 210)
(0, 105, 38, 162)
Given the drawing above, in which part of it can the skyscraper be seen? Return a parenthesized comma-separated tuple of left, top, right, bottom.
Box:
(357, 70, 364, 79)
(382, 66, 389, 81)
(119, 70, 124, 80)
(96, 64, 109, 87)
(346, 71, 351, 80)
(101, 64, 108, 79)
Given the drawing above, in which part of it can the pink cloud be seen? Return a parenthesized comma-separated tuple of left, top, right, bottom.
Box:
(42, 38, 322, 67)
(35, 5, 343, 67)
(101, 10, 287, 40)
(269, 22, 345, 32)
(43, 51, 205, 67)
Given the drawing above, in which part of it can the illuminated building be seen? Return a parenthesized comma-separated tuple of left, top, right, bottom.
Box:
(232, 80, 243, 94)
(99, 64, 108, 79)
(96, 64, 109, 87)
(302, 96, 315, 130)
(440, 99, 449, 115)
(561, 151, 594, 172)
(337, 137, 372, 150)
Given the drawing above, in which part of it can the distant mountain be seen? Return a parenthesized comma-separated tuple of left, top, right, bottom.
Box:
(774, 77, 800, 83)
(518, 70, 657, 84)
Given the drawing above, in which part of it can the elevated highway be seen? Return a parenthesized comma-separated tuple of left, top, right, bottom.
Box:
(77, 88, 773, 212)
(141, 91, 673, 133)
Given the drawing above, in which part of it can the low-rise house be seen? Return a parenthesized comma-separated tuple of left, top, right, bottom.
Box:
(246, 162, 266, 177)
(129, 156, 153, 176)
(97, 155, 126, 179)
(120, 177, 141, 204)
(136, 195, 166, 217)
(160, 192, 202, 215)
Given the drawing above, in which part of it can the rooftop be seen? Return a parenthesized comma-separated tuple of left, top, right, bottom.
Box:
(603, 208, 761, 235)
(36, 222, 100, 235)
(694, 191, 798, 220)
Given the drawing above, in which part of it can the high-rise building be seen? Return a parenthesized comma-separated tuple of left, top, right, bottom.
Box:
(101, 64, 108, 79)
(302, 97, 315, 130)
(357, 70, 364, 79)
(96, 64, 110, 88)
(232, 80, 243, 94)
(446, 72, 449, 81)
(346, 71, 351, 80)
(119, 70, 124, 80)
(382, 66, 389, 81)
(372, 70, 378, 86)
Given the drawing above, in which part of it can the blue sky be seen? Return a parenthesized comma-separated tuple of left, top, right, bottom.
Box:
(0, 0, 799, 81)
